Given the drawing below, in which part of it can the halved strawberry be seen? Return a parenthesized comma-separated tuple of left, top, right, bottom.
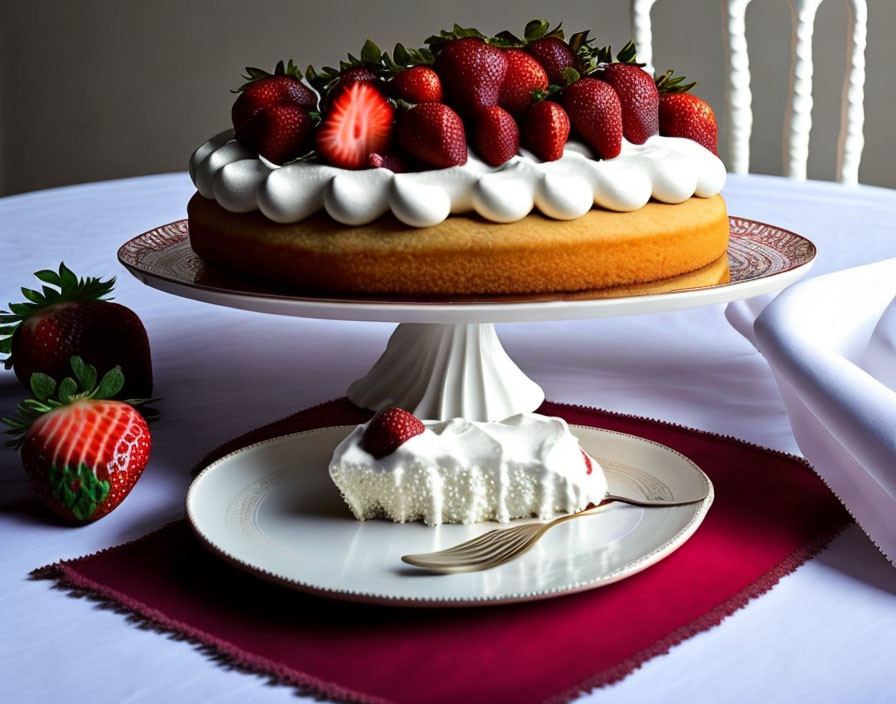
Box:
(2, 357, 151, 524)
(432, 37, 508, 117)
(1, 263, 152, 399)
(391, 66, 443, 104)
(522, 100, 570, 161)
(315, 82, 395, 169)
(254, 105, 313, 164)
(475, 106, 519, 166)
(499, 49, 548, 113)
(525, 37, 578, 85)
(360, 407, 425, 459)
(562, 78, 623, 159)
(397, 103, 467, 169)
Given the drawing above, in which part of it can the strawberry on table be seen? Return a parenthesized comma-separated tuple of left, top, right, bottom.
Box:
(562, 77, 623, 159)
(522, 100, 570, 162)
(397, 103, 467, 169)
(656, 70, 718, 155)
(1, 263, 152, 399)
(499, 49, 548, 113)
(391, 66, 443, 104)
(2, 357, 151, 523)
(594, 43, 658, 145)
(475, 106, 519, 166)
(428, 33, 508, 117)
(361, 407, 425, 459)
(315, 82, 395, 169)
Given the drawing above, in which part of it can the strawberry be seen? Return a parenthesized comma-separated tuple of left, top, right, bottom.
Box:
(2, 357, 151, 524)
(525, 37, 578, 85)
(1, 263, 152, 399)
(432, 37, 507, 117)
(391, 66, 443, 103)
(315, 82, 395, 169)
(598, 63, 658, 144)
(253, 105, 313, 164)
(360, 407, 425, 459)
(368, 152, 410, 172)
(499, 49, 548, 113)
(522, 100, 570, 161)
(474, 106, 519, 166)
(397, 103, 467, 169)
(581, 450, 593, 476)
(231, 60, 317, 144)
(562, 77, 623, 159)
(658, 92, 718, 155)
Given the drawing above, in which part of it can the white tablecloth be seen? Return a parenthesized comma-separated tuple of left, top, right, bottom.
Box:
(1, 173, 895, 704)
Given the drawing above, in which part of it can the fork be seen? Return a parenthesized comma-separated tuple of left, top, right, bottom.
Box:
(401, 493, 706, 574)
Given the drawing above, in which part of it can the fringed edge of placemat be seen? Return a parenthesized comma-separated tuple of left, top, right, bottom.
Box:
(29, 537, 395, 704)
(544, 515, 851, 704)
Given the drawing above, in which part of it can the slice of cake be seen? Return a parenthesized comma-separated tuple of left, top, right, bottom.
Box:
(329, 408, 607, 526)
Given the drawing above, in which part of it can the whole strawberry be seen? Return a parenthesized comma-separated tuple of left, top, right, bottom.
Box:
(231, 60, 317, 144)
(658, 92, 718, 155)
(598, 62, 658, 144)
(562, 78, 623, 159)
(361, 407, 425, 459)
(2, 357, 151, 523)
(253, 104, 313, 164)
(397, 103, 467, 169)
(315, 82, 395, 169)
(499, 49, 548, 113)
(432, 37, 508, 117)
(525, 37, 578, 85)
(1, 263, 152, 399)
(475, 106, 519, 166)
(391, 66, 443, 104)
(522, 101, 570, 161)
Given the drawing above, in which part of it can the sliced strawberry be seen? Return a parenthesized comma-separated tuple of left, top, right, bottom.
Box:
(499, 49, 548, 113)
(360, 407, 425, 459)
(562, 78, 623, 159)
(391, 66, 443, 104)
(254, 105, 313, 164)
(581, 450, 593, 475)
(522, 101, 570, 162)
(525, 37, 578, 85)
(2, 263, 152, 398)
(397, 103, 467, 169)
(658, 92, 718, 155)
(4, 358, 152, 524)
(598, 63, 658, 144)
(433, 37, 507, 117)
(315, 82, 395, 169)
(475, 106, 519, 166)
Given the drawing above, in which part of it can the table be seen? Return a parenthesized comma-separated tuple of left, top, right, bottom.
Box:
(2, 173, 895, 703)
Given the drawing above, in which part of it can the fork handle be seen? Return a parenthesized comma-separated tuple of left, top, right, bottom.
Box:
(603, 493, 706, 507)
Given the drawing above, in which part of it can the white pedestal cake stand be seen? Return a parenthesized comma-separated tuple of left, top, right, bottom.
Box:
(119, 216, 815, 421)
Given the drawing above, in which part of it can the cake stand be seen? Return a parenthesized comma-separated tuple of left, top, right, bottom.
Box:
(119, 216, 816, 422)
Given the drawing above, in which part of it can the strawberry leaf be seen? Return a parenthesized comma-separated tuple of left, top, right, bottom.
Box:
(30, 373, 56, 401)
(524, 19, 550, 42)
(95, 366, 124, 399)
(69, 355, 98, 392)
(20, 288, 44, 304)
(33, 269, 61, 285)
(58, 377, 77, 403)
(361, 39, 382, 66)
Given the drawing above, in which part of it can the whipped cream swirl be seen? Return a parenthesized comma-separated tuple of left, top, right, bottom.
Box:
(190, 129, 726, 228)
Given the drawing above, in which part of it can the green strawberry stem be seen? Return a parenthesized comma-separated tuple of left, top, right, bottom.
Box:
(655, 69, 698, 94)
(50, 462, 110, 521)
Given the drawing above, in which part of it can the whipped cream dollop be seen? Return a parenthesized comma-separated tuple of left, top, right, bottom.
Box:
(190, 129, 726, 228)
(329, 413, 608, 526)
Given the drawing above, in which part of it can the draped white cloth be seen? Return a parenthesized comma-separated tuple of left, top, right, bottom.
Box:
(1, 173, 895, 703)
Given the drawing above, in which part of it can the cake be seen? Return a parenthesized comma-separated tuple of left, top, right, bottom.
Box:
(186, 21, 728, 297)
(329, 409, 607, 526)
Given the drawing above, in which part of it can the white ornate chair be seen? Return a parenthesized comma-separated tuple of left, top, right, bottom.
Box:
(631, 0, 867, 184)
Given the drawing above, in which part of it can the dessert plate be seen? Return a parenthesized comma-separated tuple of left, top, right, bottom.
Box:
(186, 424, 713, 607)
(119, 217, 815, 324)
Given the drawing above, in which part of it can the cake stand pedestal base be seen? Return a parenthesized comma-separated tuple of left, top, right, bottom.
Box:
(346, 323, 545, 421)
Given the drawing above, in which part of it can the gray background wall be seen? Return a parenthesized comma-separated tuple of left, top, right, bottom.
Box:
(1, 0, 893, 196)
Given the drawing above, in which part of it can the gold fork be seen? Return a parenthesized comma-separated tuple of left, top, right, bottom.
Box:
(401, 493, 706, 574)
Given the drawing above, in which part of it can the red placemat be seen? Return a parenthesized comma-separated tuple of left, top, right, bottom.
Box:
(33, 398, 849, 704)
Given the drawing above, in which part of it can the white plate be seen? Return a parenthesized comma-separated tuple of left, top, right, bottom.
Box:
(186, 425, 713, 606)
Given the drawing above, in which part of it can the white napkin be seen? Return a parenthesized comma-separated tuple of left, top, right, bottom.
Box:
(726, 258, 896, 566)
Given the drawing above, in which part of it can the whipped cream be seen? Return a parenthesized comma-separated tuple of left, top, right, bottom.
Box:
(189, 129, 726, 228)
(329, 413, 607, 526)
